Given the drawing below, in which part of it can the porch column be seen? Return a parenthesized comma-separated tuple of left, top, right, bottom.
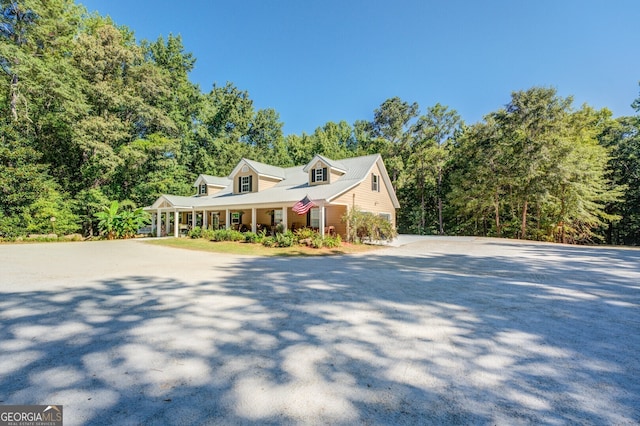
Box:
(320, 204, 326, 238)
(151, 211, 157, 237)
(174, 209, 180, 237)
(251, 207, 257, 233)
(282, 206, 288, 231)
(225, 209, 230, 230)
(164, 211, 169, 237)
(203, 209, 208, 229)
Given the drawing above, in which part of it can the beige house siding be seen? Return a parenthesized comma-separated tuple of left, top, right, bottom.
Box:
(331, 163, 397, 227)
(206, 185, 225, 195)
(256, 209, 274, 228)
(257, 176, 280, 191)
(330, 169, 344, 183)
(326, 205, 347, 236)
(288, 209, 305, 230)
(233, 170, 258, 194)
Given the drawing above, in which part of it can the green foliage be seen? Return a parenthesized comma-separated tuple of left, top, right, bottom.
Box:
(201, 228, 216, 240)
(94, 200, 119, 240)
(94, 200, 149, 239)
(188, 226, 202, 239)
(243, 231, 262, 243)
(261, 236, 276, 247)
(210, 229, 245, 242)
(342, 208, 397, 243)
(294, 227, 317, 241)
(274, 230, 295, 247)
(323, 234, 342, 248)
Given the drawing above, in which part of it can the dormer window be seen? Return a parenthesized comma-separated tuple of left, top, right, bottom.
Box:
(312, 167, 327, 183)
(199, 184, 207, 195)
(240, 175, 252, 193)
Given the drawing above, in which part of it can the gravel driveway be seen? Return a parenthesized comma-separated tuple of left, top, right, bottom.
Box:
(1, 237, 639, 425)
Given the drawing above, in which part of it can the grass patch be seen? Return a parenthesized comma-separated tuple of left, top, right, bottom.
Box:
(144, 237, 382, 256)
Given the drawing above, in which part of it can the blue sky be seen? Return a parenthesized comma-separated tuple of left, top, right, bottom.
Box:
(80, 0, 640, 135)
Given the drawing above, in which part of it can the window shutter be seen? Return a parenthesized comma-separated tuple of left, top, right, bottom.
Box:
(372, 173, 375, 191)
(249, 175, 253, 192)
(311, 170, 316, 183)
(322, 167, 327, 182)
(238, 176, 242, 192)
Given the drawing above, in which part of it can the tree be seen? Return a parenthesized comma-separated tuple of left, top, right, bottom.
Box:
(599, 115, 640, 245)
(369, 97, 419, 189)
(448, 117, 512, 237)
(408, 104, 461, 234)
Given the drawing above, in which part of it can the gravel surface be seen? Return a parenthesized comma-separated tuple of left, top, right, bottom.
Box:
(1, 237, 639, 425)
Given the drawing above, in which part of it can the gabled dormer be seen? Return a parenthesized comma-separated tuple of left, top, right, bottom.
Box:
(303, 154, 347, 186)
(229, 158, 286, 195)
(193, 175, 231, 196)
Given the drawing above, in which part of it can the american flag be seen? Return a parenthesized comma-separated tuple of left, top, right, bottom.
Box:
(292, 196, 315, 215)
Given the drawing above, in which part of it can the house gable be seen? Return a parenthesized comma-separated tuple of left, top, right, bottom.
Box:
(328, 156, 400, 226)
(229, 159, 286, 194)
(304, 154, 346, 186)
(193, 175, 229, 196)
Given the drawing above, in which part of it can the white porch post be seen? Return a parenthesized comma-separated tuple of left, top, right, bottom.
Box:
(251, 208, 257, 233)
(225, 209, 230, 230)
(164, 211, 169, 237)
(320, 204, 326, 238)
(203, 210, 208, 229)
(174, 209, 180, 237)
(282, 206, 288, 231)
(151, 211, 157, 237)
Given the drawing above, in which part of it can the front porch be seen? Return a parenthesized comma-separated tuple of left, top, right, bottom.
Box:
(148, 203, 347, 238)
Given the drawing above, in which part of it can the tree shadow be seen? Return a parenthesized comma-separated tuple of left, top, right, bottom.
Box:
(1, 242, 639, 424)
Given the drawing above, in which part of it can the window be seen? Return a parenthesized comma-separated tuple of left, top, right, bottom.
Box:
(371, 174, 380, 192)
(379, 212, 392, 222)
(312, 167, 327, 183)
(310, 208, 320, 228)
(273, 209, 283, 224)
(199, 184, 207, 195)
(231, 212, 241, 225)
(239, 175, 252, 193)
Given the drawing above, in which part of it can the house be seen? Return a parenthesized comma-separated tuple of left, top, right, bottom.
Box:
(145, 153, 400, 238)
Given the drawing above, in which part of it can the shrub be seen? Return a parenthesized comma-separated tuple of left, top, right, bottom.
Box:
(262, 236, 276, 247)
(188, 226, 202, 239)
(275, 230, 295, 247)
(201, 228, 216, 240)
(244, 231, 260, 243)
(94, 200, 149, 239)
(342, 208, 397, 243)
(323, 234, 342, 248)
(310, 235, 324, 249)
(294, 227, 317, 241)
(211, 229, 245, 242)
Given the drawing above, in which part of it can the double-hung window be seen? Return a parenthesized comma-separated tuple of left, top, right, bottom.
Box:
(312, 167, 327, 183)
(240, 176, 252, 193)
(371, 174, 380, 192)
(199, 184, 207, 195)
(310, 208, 320, 228)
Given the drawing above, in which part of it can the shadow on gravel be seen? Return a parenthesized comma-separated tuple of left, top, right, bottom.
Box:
(1, 244, 639, 424)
